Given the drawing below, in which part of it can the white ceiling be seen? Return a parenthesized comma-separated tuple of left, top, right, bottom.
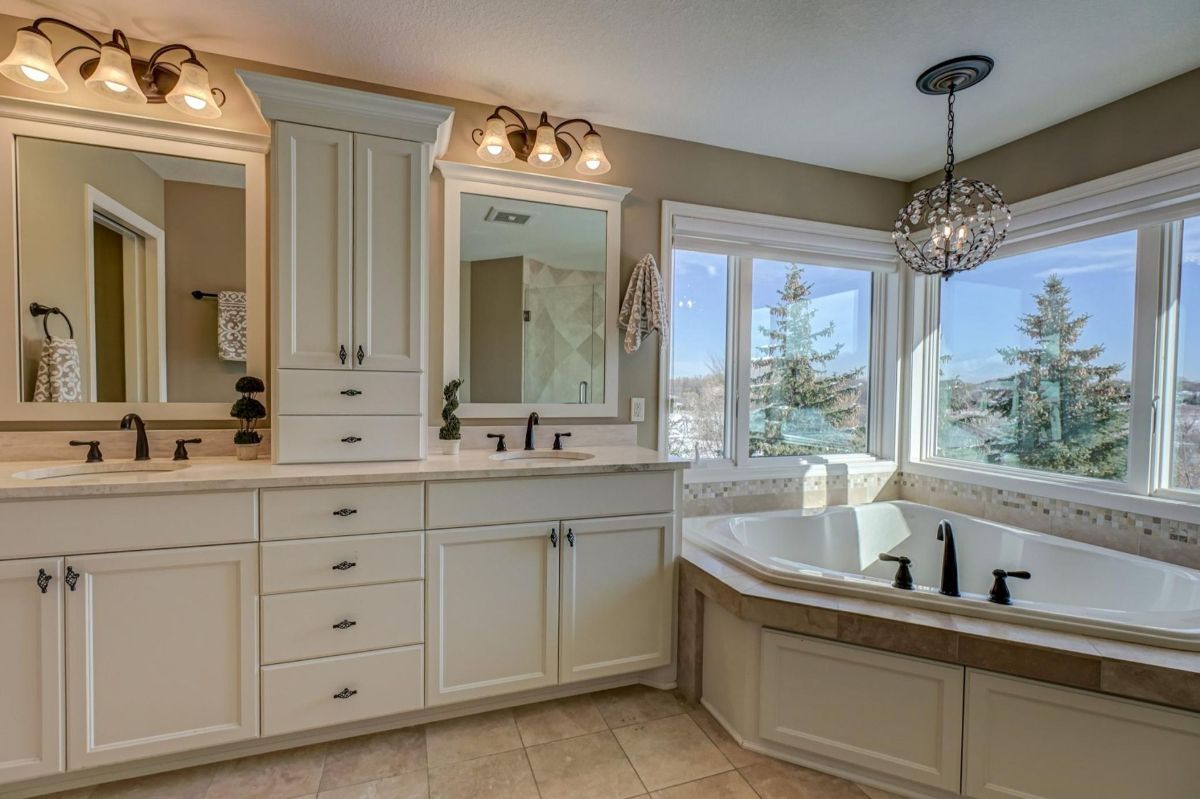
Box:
(3, 0, 1199, 180)
(460, 194, 606, 268)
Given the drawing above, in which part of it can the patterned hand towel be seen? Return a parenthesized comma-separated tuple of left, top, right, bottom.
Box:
(618, 253, 668, 353)
(217, 290, 247, 362)
(33, 335, 83, 402)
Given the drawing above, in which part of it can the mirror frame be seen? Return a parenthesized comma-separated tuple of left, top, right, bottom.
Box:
(437, 160, 630, 418)
(0, 103, 268, 422)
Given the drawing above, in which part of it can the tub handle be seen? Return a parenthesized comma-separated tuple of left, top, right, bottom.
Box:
(878, 553, 914, 590)
(988, 569, 1031, 606)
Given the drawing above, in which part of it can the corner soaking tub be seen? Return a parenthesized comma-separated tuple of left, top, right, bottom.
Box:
(686, 500, 1200, 650)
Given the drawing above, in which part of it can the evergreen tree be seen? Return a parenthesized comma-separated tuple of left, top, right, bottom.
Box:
(937, 354, 1000, 462)
(997, 274, 1128, 478)
(750, 264, 864, 456)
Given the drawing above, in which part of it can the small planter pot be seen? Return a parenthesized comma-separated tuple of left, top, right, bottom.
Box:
(440, 438, 461, 456)
(235, 443, 260, 461)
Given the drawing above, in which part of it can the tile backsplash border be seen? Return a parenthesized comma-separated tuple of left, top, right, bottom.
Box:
(684, 469, 1199, 570)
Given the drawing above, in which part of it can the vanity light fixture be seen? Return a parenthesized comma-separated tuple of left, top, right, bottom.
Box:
(473, 106, 612, 175)
(0, 17, 225, 118)
(893, 55, 1010, 279)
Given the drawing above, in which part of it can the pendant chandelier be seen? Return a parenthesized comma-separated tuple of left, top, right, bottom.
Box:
(893, 56, 1010, 279)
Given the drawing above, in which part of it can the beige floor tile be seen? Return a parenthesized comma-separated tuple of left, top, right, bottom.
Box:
(205, 743, 327, 799)
(425, 709, 523, 767)
(513, 693, 608, 746)
(739, 760, 868, 799)
(320, 727, 427, 789)
(88, 764, 217, 799)
(317, 771, 429, 799)
(593, 685, 688, 728)
(526, 730, 645, 799)
(688, 708, 769, 769)
(612, 715, 731, 791)
(649, 770, 758, 798)
(427, 749, 538, 799)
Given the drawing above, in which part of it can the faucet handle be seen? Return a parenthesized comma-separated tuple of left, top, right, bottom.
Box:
(553, 432, 572, 450)
(173, 438, 202, 461)
(69, 440, 103, 463)
(487, 433, 507, 452)
(988, 569, 1031, 605)
(878, 553, 914, 590)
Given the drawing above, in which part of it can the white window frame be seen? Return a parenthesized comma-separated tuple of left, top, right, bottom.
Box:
(659, 201, 902, 483)
(903, 149, 1200, 522)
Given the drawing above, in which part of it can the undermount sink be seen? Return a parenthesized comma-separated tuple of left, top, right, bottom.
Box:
(12, 462, 191, 480)
(489, 450, 596, 463)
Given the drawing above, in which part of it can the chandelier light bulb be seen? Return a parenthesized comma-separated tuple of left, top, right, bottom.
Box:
(576, 130, 611, 175)
(84, 41, 147, 103)
(475, 113, 515, 163)
(528, 116, 565, 169)
(165, 58, 221, 118)
(0, 27, 68, 92)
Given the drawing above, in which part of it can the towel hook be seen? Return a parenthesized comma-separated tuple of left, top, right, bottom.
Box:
(29, 303, 74, 339)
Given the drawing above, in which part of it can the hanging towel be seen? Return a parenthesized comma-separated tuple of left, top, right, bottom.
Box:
(618, 253, 668, 354)
(32, 335, 83, 402)
(217, 290, 247, 362)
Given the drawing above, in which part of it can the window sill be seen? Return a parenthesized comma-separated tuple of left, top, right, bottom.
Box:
(903, 459, 1200, 526)
(681, 457, 897, 485)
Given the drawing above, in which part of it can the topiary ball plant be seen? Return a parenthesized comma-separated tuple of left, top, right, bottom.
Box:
(231, 376, 267, 446)
(439, 379, 464, 441)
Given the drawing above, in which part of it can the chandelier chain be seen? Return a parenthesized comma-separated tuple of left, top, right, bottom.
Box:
(944, 87, 956, 181)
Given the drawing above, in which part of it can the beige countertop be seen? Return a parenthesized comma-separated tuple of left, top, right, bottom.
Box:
(0, 446, 686, 500)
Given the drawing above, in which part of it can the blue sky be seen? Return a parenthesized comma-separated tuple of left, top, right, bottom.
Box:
(672, 215, 1200, 385)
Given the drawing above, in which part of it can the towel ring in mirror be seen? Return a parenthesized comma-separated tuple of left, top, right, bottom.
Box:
(29, 302, 74, 339)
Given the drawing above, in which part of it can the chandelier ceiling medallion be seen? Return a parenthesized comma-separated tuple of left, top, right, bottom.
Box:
(0, 17, 225, 118)
(473, 105, 611, 176)
(893, 55, 1010, 279)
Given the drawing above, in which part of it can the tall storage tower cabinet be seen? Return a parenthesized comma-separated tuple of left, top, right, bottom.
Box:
(240, 72, 454, 463)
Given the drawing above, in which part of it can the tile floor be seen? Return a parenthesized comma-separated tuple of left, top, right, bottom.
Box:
(39, 686, 903, 799)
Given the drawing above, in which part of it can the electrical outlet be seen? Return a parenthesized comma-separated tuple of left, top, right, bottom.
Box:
(630, 397, 646, 422)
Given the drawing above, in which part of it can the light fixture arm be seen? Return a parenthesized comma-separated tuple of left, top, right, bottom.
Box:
(144, 42, 198, 71)
(53, 44, 100, 66)
(26, 17, 103, 49)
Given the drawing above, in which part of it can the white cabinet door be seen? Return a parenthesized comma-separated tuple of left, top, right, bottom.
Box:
(964, 671, 1200, 799)
(353, 134, 425, 372)
(426, 523, 559, 705)
(66, 545, 258, 769)
(275, 121, 354, 369)
(759, 631, 964, 792)
(559, 514, 675, 683)
(0, 558, 62, 784)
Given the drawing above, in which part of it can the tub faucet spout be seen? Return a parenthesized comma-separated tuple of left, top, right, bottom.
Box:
(937, 520, 960, 597)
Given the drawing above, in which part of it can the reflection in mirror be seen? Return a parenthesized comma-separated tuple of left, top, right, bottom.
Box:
(16, 137, 247, 403)
(458, 193, 607, 404)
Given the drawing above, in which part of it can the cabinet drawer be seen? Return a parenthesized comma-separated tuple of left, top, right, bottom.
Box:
(261, 483, 423, 541)
(275, 369, 421, 415)
(759, 631, 964, 792)
(276, 415, 422, 463)
(262, 581, 422, 665)
(261, 532, 422, 594)
(426, 471, 676, 529)
(261, 646, 423, 736)
(0, 491, 256, 559)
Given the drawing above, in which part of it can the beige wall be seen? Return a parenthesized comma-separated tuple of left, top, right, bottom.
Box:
(466, 257, 524, 403)
(164, 181, 247, 402)
(16, 138, 164, 400)
(908, 66, 1200, 201)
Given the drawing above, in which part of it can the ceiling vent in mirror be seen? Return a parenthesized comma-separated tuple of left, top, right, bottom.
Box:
(484, 207, 531, 225)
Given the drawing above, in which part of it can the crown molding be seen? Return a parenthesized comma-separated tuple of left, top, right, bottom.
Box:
(237, 70, 453, 155)
(0, 94, 270, 153)
(435, 159, 632, 202)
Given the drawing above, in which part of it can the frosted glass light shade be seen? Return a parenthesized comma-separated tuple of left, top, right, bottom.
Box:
(166, 59, 220, 118)
(476, 114, 514, 163)
(576, 130, 611, 175)
(0, 28, 67, 93)
(528, 121, 564, 168)
(84, 42, 146, 103)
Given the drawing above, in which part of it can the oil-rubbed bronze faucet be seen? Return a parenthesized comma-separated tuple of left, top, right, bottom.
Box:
(524, 412, 540, 450)
(120, 413, 150, 461)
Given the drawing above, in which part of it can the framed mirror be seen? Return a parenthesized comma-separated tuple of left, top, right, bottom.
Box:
(0, 114, 267, 421)
(438, 161, 630, 418)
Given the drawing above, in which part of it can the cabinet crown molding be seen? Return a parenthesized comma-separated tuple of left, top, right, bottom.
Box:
(435, 160, 632, 202)
(237, 71, 454, 157)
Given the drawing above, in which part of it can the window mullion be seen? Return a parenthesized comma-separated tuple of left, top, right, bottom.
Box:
(1149, 221, 1184, 494)
(733, 256, 754, 466)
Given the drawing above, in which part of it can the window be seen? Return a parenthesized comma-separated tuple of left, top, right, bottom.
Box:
(936, 230, 1137, 481)
(1172, 216, 1200, 490)
(661, 202, 897, 471)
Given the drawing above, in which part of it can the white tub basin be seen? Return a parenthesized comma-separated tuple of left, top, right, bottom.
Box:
(13, 462, 191, 480)
(686, 500, 1200, 650)
(489, 450, 595, 462)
